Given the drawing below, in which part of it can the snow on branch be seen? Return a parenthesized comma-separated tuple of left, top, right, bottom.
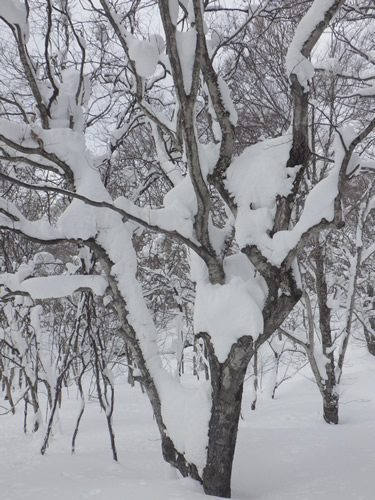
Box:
(19, 275, 108, 299)
(0, 119, 74, 182)
(0, 0, 28, 37)
(286, 0, 345, 91)
(226, 120, 375, 269)
(0, 260, 108, 300)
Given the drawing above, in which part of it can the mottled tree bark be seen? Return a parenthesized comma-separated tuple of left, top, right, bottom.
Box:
(363, 286, 375, 356)
(314, 244, 339, 424)
(202, 336, 253, 498)
(200, 272, 301, 497)
(364, 327, 375, 356)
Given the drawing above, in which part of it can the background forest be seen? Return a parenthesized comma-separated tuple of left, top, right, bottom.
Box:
(0, 1, 374, 499)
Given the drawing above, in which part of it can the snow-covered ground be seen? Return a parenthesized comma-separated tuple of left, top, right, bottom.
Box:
(1, 343, 374, 500)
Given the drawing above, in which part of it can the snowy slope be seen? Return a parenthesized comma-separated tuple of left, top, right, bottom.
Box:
(234, 344, 375, 500)
(1, 343, 374, 500)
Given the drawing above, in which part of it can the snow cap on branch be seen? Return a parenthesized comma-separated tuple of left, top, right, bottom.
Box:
(0, 0, 29, 40)
(286, 0, 340, 91)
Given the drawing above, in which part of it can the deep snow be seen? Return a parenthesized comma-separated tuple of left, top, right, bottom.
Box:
(1, 342, 374, 500)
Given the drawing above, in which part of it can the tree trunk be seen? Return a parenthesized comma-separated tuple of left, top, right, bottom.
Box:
(29, 384, 41, 433)
(364, 308, 375, 356)
(322, 389, 339, 424)
(4, 376, 15, 414)
(315, 242, 339, 425)
(202, 335, 253, 498)
(125, 344, 135, 387)
(251, 349, 258, 411)
(365, 329, 375, 356)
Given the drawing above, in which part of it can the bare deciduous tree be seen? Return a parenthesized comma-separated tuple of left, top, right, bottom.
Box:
(0, 1, 374, 497)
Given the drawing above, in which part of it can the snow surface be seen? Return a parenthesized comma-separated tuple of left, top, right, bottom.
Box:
(1, 343, 375, 500)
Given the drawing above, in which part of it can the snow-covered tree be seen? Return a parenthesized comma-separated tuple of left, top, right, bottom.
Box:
(228, 2, 375, 425)
(0, 1, 374, 497)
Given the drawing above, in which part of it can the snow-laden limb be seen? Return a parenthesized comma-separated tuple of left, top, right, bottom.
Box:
(0, 118, 74, 180)
(0, 270, 108, 300)
(0, 197, 65, 243)
(315, 60, 375, 84)
(98, 0, 178, 147)
(286, 0, 345, 91)
(95, 218, 211, 470)
(176, 29, 197, 95)
(0, 172, 199, 249)
(150, 122, 182, 185)
(158, 1, 199, 96)
(127, 36, 160, 79)
(0, 0, 28, 36)
(354, 86, 375, 98)
(20, 275, 108, 299)
(227, 126, 374, 268)
(269, 131, 343, 264)
(194, 253, 266, 362)
(48, 68, 90, 131)
(0, 118, 202, 246)
(113, 194, 198, 245)
(225, 134, 297, 262)
(217, 77, 238, 126)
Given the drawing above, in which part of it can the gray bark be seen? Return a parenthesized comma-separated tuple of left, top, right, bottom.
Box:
(202, 336, 253, 498)
(314, 243, 339, 424)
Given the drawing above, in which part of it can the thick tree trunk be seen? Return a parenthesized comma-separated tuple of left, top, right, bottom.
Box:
(365, 331, 375, 356)
(364, 317, 375, 356)
(202, 335, 253, 498)
(201, 278, 300, 498)
(363, 286, 375, 356)
(322, 389, 339, 424)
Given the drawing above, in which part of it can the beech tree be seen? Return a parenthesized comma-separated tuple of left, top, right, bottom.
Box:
(0, 0, 374, 498)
